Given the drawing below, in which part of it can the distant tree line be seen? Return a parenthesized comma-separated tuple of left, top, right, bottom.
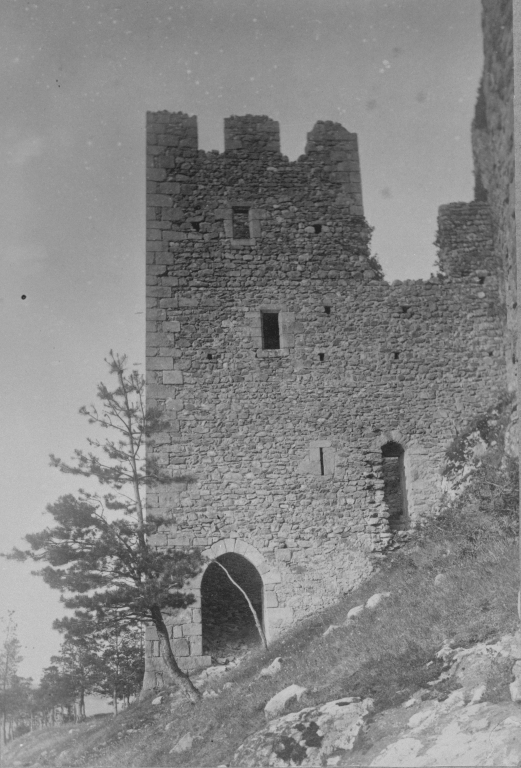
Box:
(0, 610, 145, 744)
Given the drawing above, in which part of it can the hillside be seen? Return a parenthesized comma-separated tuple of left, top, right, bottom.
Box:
(3, 397, 520, 767)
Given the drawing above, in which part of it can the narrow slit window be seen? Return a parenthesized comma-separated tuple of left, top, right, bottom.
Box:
(261, 312, 280, 349)
(232, 207, 251, 239)
(318, 353, 325, 362)
(382, 441, 408, 530)
(319, 447, 325, 476)
(394, 352, 400, 360)
(324, 306, 331, 315)
(313, 224, 322, 234)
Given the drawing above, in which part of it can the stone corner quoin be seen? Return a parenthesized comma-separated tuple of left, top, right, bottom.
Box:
(143, 102, 510, 679)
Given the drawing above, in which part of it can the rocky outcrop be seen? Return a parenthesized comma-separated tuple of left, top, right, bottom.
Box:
(232, 633, 521, 766)
(232, 697, 374, 767)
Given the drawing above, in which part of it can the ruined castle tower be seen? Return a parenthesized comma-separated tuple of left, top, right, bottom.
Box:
(143, 112, 506, 686)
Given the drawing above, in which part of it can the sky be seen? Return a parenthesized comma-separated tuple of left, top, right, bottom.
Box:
(0, 0, 484, 686)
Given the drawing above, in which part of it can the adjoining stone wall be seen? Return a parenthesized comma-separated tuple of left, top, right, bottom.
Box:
(472, 0, 515, 387)
(143, 111, 507, 680)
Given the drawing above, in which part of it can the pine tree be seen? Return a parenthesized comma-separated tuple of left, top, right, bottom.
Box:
(5, 353, 203, 703)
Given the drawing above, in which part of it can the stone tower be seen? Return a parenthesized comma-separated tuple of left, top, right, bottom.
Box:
(143, 112, 506, 686)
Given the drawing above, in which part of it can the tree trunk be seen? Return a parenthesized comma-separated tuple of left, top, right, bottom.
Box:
(79, 686, 86, 721)
(150, 606, 201, 703)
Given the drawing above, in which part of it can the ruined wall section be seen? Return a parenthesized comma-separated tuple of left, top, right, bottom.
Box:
(436, 201, 498, 277)
(472, 0, 515, 386)
(145, 113, 506, 672)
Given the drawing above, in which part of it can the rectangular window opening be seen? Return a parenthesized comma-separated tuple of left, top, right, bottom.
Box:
(261, 312, 280, 349)
(324, 306, 331, 315)
(318, 353, 325, 362)
(232, 207, 251, 239)
(319, 447, 325, 476)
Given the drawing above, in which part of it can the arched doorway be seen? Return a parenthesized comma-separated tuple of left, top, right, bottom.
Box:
(201, 553, 264, 661)
(381, 441, 409, 530)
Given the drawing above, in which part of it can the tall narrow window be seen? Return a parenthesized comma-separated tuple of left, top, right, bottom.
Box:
(381, 441, 408, 530)
(261, 312, 280, 349)
(319, 448, 325, 476)
(232, 207, 250, 239)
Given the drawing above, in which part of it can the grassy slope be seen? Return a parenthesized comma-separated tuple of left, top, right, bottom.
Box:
(4, 401, 519, 767)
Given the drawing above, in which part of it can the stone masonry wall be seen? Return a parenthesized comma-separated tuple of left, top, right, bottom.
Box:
(472, 0, 515, 387)
(143, 112, 506, 682)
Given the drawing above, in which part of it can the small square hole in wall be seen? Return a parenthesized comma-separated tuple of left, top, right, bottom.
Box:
(478, 276, 486, 284)
(191, 221, 200, 232)
(324, 306, 331, 315)
(207, 353, 214, 360)
(488, 351, 493, 357)
(313, 224, 322, 234)
(232, 207, 251, 239)
(401, 306, 410, 314)
(394, 352, 400, 360)
(318, 353, 325, 362)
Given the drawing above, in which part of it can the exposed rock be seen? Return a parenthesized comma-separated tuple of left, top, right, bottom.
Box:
(259, 657, 282, 677)
(151, 695, 163, 705)
(370, 693, 521, 766)
(323, 624, 340, 636)
(170, 732, 193, 753)
(265, 685, 307, 719)
(365, 592, 391, 609)
(434, 573, 448, 587)
(232, 697, 373, 767)
(509, 660, 521, 702)
(346, 605, 364, 620)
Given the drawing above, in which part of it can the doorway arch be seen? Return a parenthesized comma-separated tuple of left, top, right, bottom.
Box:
(201, 553, 264, 660)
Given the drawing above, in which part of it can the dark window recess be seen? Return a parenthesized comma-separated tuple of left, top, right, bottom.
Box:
(401, 306, 410, 314)
(313, 224, 322, 234)
(394, 352, 400, 360)
(489, 351, 493, 357)
(319, 353, 325, 362)
(382, 441, 408, 530)
(324, 306, 331, 315)
(191, 221, 200, 232)
(261, 312, 280, 349)
(232, 207, 251, 239)
(478, 276, 485, 285)
(207, 353, 214, 360)
(319, 448, 325, 476)
(513, 302, 518, 310)
(512, 354, 517, 365)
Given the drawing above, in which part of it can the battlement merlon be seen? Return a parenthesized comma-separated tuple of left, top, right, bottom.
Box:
(305, 121, 363, 215)
(224, 114, 281, 154)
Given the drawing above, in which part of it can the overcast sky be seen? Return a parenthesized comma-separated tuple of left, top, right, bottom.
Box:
(0, 0, 483, 683)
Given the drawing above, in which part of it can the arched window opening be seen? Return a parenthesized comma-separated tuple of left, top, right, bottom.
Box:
(201, 553, 264, 662)
(381, 441, 409, 530)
